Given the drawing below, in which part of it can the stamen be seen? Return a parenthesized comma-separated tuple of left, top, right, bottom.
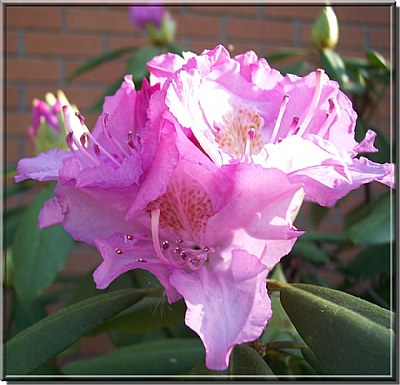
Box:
(245, 127, 256, 156)
(93, 144, 101, 156)
(162, 240, 170, 250)
(80, 133, 87, 147)
(176, 239, 184, 244)
(100, 113, 130, 161)
(115, 248, 124, 254)
(286, 116, 300, 137)
(126, 234, 134, 241)
(296, 69, 325, 137)
(318, 98, 341, 138)
(151, 209, 171, 265)
(75, 111, 86, 124)
(137, 258, 147, 263)
(270, 95, 290, 144)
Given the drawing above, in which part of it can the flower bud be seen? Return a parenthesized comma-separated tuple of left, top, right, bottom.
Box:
(128, 4, 164, 30)
(146, 12, 176, 46)
(28, 90, 76, 154)
(311, 6, 339, 50)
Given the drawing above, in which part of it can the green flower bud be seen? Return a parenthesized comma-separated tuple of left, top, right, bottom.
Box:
(311, 6, 339, 50)
(146, 12, 176, 46)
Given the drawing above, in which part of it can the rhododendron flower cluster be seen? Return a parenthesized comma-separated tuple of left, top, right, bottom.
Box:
(15, 45, 394, 371)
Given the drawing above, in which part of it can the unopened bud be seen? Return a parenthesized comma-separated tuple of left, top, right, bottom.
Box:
(311, 6, 339, 50)
(147, 11, 176, 46)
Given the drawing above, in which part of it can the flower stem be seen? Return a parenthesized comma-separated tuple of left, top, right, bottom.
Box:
(266, 279, 289, 292)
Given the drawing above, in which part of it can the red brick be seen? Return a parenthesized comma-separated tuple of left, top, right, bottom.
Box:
(187, 5, 258, 17)
(6, 86, 19, 110)
(227, 18, 293, 42)
(5, 32, 18, 54)
(5, 137, 22, 167)
(66, 60, 126, 85)
(334, 5, 390, 25)
(107, 36, 147, 52)
(264, 6, 320, 21)
(6, 59, 60, 82)
(6, 6, 61, 30)
(66, 7, 135, 33)
(25, 33, 104, 58)
(369, 28, 392, 49)
(175, 14, 220, 38)
(6, 112, 32, 135)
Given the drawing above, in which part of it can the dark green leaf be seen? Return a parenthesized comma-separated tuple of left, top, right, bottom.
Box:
(4, 206, 26, 249)
(165, 42, 186, 55)
(127, 46, 163, 84)
(345, 191, 394, 245)
(301, 231, 348, 244)
(366, 49, 390, 71)
(190, 344, 276, 378)
(266, 49, 306, 62)
(279, 61, 310, 76)
(100, 298, 186, 334)
(5, 288, 150, 375)
(12, 297, 47, 333)
(63, 338, 204, 375)
(12, 186, 75, 300)
(344, 243, 392, 279)
(280, 283, 394, 375)
(301, 347, 331, 374)
(67, 46, 136, 81)
(292, 240, 329, 264)
(308, 203, 330, 228)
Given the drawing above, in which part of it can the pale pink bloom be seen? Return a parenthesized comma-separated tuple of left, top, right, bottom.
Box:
(149, 45, 394, 206)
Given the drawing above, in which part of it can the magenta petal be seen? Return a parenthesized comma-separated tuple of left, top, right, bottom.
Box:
(93, 233, 181, 303)
(15, 149, 70, 183)
(170, 249, 271, 370)
(38, 197, 64, 228)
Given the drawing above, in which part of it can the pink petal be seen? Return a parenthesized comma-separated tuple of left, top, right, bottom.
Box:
(93, 232, 181, 303)
(38, 197, 64, 228)
(15, 149, 70, 183)
(169, 249, 271, 370)
(353, 129, 379, 154)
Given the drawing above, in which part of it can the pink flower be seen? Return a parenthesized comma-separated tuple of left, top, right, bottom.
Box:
(15, 76, 179, 243)
(129, 4, 164, 30)
(148, 45, 395, 206)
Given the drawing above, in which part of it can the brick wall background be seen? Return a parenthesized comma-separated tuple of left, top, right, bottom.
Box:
(5, 4, 394, 173)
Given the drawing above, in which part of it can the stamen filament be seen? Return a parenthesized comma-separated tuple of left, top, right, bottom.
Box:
(318, 98, 341, 138)
(296, 69, 325, 137)
(270, 95, 289, 144)
(245, 128, 255, 156)
(151, 209, 171, 265)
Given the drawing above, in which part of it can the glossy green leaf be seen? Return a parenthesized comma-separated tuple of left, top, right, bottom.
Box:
(63, 338, 204, 375)
(190, 344, 276, 378)
(345, 192, 394, 245)
(100, 297, 186, 334)
(127, 46, 163, 84)
(5, 288, 150, 375)
(12, 297, 47, 334)
(12, 186, 75, 300)
(280, 283, 394, 375)
(292, 240, 329, 264)
(366, 49, 390, 71)
(301, 347, 330, 374)
(67, 46, 136, 81)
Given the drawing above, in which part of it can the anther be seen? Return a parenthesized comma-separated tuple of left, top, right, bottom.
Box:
(176, 238, 184, 244)
(136, 134, 142, 145)
(245, 127, 256, 156)
(93, 144, 101, 156)
(126, 234, 133, 241)
(103, 113, 110, 129)
(137, 258, 147, 263)
(80, 133, 87, 147)
(75, 111, 85, 124)
(162, 240, 170, 251)
(203, 246, 210, 252)
(174, 247, 182, 254)
(115, 248, 124, 255)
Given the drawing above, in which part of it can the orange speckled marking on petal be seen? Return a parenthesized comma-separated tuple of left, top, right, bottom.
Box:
(215, 106, 264, 155)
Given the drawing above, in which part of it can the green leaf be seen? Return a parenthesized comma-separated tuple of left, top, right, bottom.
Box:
(320, 48, 348, 85)
(63, 338, 204, 375)
(67, 46, 136, 81)
(344, 243, 392, 279)
(280, 283, 394, 375)
(189, 344, 276, 378)
(12, 297, 47, 334)
(100, 298, 186, 334)
(12, 186, 75, 300)
(301, 347, 330, 375)
(5, 288, 150, 375)
(4, 206, 26, 249)
(127, 46, 163, 84)
(301, 231, 348, 244)
(345, 192, 394, 245)
(366, 49, 390, 71)
(308, 203, 330, 228)
(292, 240, 329, 264)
